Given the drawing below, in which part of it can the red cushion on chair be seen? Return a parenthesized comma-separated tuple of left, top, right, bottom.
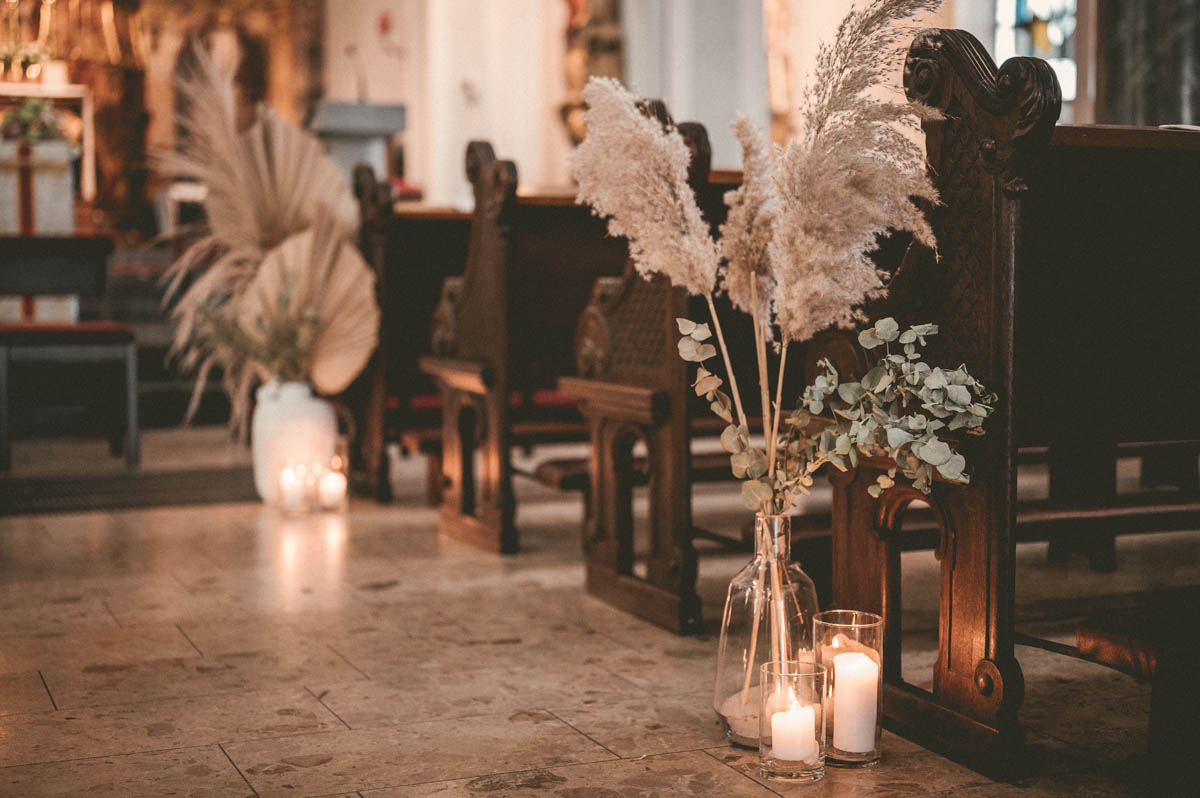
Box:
(0, 321, 135, 345)
(529, 389, 579, 409)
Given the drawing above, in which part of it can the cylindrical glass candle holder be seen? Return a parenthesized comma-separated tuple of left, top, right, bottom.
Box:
(758, 661, 826, 783)
(814, 609, 883, 767)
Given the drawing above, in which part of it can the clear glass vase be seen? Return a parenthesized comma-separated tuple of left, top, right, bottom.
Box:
(713, 513, 820, 747)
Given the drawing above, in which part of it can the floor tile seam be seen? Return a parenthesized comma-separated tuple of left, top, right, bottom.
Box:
(698, 747, 786, 797)
(542, 708, 622, 759)
(218, 741, 261, 797)
(306, 685, 353, 730)
(324, 643, 373, 680)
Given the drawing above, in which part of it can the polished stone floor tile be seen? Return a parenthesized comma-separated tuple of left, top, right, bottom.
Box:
(0, 670, 55, 715)
(224, 709, 617, 796)
(709, 732, 997, 797)
(41, 644, 366, 709)
(314, 661, 648, 729)
(364, 750, 779, 796)
(0, 623, 198, 675)
(0, 745, 256, 797)
(548, 691, 727, 758)
(0, 686, 342, 767)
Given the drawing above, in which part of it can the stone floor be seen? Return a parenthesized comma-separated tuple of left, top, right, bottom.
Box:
(0, 443, 1195, 796)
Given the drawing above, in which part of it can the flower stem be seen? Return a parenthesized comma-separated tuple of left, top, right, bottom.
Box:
(749, 275, 773, 513)
(767, 340, 789, 484)
(704, 292, 748, 431)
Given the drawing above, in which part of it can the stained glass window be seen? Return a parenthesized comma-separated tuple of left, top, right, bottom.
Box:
(995, 0, 1078, 102)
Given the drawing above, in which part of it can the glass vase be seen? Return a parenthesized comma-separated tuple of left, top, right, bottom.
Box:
(713, 513, 820, 747)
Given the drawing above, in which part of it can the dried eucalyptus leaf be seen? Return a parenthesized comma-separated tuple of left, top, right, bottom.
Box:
(720, 424, 745, 454)
(690, 323, 712, 342)
(678, 337, 701, 361)
(696, 343, 717, 361)
(874, 317, 900, 341)
(730, 451, 751, 478)
(676, 318, 697, 335)
(694, 375, 722, 396)
(741, 479, 774, 510)
(747, 449, 768, 479)
(917, 437, 953, 466)
(858, 329, 883, 349)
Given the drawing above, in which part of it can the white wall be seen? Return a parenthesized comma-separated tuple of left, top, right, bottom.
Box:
(622, 0, 770, 169)
(323, 0, 570, 208)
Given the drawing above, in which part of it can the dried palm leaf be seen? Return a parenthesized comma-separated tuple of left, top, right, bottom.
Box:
(236, 209, 380, 397)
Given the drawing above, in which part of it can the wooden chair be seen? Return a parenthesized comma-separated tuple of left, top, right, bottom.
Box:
(0, 234, 135, 470)
(805, 28, 1200, 771)
(418, 141, 628, 552)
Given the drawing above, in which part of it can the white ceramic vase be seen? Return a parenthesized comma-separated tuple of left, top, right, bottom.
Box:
(251, 380, 338, 504)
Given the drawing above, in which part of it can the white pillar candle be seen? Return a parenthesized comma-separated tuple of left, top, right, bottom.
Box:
(832, 651, 879, 753)
(318, 470, 347, 510)
(770, 703, 818, 762)
(278, 466, 304, 511)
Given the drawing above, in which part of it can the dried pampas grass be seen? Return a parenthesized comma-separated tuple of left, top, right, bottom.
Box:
(719, 116, 778, 319)
(571, 77, 720, 297)
(770, 0, 942, 343)
(158, 40, 364, 436)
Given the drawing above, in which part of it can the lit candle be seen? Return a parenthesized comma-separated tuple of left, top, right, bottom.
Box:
(318, 470, 347, 510)
(278, 466, 304, 511)
(770, 703, 818, 763)
(832, 651, 879, 753)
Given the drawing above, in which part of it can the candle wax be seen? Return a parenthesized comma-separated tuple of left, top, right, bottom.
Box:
(770, 703, 818, 763)
(832, 651, 879, 753)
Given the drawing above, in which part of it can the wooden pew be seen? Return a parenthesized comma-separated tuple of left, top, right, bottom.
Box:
(804, 28, 1200, 770)
(352, 167, 472, 501)
(418, 141, 628, 552)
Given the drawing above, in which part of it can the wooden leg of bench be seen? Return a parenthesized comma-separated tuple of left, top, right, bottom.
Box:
(0, 345, 9, 471)
(1150, 643, 1200, 796)
(425, 451, 443, 506)
(124, 343, 140, 468)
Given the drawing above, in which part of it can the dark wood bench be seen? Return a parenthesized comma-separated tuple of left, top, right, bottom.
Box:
(417, 141, 628, 552)
(352, 167, 472, 500)
(1014, 588, 1200, 795)
(804, 28, 1200, 770)
(0, 234, 135, 470)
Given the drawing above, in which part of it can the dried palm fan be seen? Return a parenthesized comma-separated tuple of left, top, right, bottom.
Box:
(158, 40, 359, 435)
(236, 208, 380, 397)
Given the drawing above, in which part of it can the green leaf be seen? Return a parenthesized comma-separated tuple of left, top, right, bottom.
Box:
(874, 317, 900, 342)
(936, 453, 967, 481)
(926, 368, 948, 389)
(689, 323, 712, 342)
(861, 366, 886, 391)
(858, 329, 883, 349)
(837, 382, 864, 404)
(945, 384, 972, 406)
(835, 434, 851, 454)
(676, 318, 697, 335)
(886, 427, 914, 448)
(916, 437, 953, 467)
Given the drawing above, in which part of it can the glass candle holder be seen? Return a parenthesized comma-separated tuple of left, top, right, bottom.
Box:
(814, 609, 883, 767)
(317, 452, 349, 512)
(758, 661, 826, 783)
